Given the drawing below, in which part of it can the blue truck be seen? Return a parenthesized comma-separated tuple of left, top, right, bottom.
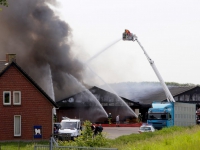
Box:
(147, 101, 196, 129)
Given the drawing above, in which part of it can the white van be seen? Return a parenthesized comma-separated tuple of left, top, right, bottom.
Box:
(58, 117, 81, 140)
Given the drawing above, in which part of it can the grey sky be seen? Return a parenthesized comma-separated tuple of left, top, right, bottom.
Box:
(54, 0, 200, 85)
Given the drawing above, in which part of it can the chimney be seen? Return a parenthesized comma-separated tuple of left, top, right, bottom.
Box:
(6, 54, 16, 63)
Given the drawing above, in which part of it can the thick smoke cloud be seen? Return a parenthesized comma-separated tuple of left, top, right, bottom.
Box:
(0, 0, 86, 100)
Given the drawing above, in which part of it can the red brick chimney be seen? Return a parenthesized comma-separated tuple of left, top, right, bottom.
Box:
(6, 54, 16, 63)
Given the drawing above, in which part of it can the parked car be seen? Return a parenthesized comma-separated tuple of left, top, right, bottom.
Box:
(138, 123, 155, 134)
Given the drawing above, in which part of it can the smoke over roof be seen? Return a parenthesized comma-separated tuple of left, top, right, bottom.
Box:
(0, 0, 86, 100)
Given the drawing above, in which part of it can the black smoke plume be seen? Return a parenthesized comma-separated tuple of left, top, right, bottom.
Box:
(0, 0, 86, 100)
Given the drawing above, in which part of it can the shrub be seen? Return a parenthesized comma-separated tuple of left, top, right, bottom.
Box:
(59, 120, 109, 147)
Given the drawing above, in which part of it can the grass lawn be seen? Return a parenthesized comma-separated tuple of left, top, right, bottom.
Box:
(0, 141, 49, 150)
(111, 125, 200, 150)
(1, 125, 200, 150)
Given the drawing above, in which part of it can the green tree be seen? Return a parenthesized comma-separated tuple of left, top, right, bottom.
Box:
(59, 120, 109, 147)
(0, 0, 8, 6)
(0, 0, 8, 11)
(74, 120, 108, 147)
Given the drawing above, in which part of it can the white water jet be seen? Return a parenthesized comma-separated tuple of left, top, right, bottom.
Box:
(47, 64, 56, 114)
(86, 38, 121, 64)
(48, 64, 55, 101)
(86, 65, 138, 117)
(66, 74, 108, 119)
(85, 38, 138, 117)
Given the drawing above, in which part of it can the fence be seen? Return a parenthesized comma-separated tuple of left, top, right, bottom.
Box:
(34, 136, 118, 150)
(34, 145, 118, 150)
(54, 133, 71, 141)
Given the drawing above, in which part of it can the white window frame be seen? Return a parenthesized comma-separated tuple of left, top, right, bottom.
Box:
(14, 115, 21, 136)
(13, 91, 21, 105)
(3, 91, 11, 105)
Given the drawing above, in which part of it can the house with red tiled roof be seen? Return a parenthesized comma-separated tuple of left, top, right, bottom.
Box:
(0, 54, 58, 141)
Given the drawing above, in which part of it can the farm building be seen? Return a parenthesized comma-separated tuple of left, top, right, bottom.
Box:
(56, 86, 141, 123)
(0, 54, 58, 141)
(2, 52, 200, 139)
(56, 85, 200, 123)
(135, 86, 200, 121)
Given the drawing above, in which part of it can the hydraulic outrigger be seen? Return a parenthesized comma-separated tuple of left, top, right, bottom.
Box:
(122, 29, 175, 102)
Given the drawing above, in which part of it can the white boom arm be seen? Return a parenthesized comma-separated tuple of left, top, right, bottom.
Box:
(123, 30, 175, 102)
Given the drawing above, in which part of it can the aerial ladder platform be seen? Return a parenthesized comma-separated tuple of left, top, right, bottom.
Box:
(122, 29, 175, 102)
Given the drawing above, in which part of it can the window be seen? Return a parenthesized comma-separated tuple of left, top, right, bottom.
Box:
(14, 115, 21, 136)
(3, 91, 11, 105)
(13, 91, 21, 105)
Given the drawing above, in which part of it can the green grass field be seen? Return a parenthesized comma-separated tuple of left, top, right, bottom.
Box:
(111, 125, 200, 150)
(0, 141, 48, 150)
(1, 125, 200, 150)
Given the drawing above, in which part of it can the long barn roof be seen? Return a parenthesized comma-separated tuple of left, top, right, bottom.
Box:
(138, 86, 197, 104)
(57, 86, 141, 107)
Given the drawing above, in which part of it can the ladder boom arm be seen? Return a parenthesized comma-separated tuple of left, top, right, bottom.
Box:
(123, 30, 175, 102)
(136, 38, 175, 102)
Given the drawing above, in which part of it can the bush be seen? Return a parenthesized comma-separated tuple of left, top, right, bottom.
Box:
(59, 120, 109, 147)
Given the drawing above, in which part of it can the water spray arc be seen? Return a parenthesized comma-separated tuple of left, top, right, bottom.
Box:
(86, 64, 138, 117)
(86, 38, 121, 64)
(48, 64, 55, 102)
(48, 64, 56, 115)
(85, 39, 138, 117)
(66, 73, 108, 119)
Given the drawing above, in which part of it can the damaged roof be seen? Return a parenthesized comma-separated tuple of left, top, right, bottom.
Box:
(57, 84, 199, 107)
(57, 86, 140, 107)
(138, 86, 197, 104)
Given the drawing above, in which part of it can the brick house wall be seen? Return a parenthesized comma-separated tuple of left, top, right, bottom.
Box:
(0, 65, 55, 141)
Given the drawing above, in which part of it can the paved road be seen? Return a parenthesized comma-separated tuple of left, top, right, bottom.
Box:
(102, 127, 140, 139)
